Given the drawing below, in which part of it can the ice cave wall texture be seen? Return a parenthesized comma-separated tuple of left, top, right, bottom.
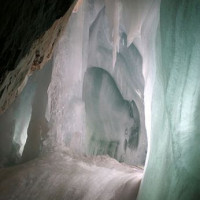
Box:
(0, 0, 200, 200)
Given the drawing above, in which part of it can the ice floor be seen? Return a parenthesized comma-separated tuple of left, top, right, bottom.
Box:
(0, 148, 143, 200)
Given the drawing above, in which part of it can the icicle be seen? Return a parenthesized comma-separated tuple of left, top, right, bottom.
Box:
(104, 0, 121, 69)
(121, 0, 151, 47)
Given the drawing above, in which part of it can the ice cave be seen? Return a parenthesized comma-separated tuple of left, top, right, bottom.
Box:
(0, 0, 200, 199)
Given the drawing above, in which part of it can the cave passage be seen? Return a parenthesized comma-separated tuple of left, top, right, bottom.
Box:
(83, 67, 140, 161)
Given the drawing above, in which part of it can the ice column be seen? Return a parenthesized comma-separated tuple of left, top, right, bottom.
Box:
(45, 1, 88, 153)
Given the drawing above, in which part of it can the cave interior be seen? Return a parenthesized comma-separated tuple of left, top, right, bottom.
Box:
(0, 0, 200, 200)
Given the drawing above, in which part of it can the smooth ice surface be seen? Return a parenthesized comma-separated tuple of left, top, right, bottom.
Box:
(0, 149, 143, 200)
(138, 0, 200, 199)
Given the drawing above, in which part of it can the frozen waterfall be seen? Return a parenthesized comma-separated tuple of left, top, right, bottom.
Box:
(45, 0, 148, 166)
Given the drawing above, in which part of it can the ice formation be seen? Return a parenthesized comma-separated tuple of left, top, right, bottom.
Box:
(44, 0, 148, 166)
(0, 0, 200, 199)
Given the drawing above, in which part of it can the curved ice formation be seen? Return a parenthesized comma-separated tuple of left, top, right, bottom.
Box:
(83, 67, 140, 160)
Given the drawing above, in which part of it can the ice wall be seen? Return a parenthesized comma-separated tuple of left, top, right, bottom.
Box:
(0, 61, 52, 166)
(138, 0, 200, 199)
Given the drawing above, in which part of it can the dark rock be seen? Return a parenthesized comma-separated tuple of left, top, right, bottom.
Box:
(0, 0, 74, 78)
(0, 0, 76, 114)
